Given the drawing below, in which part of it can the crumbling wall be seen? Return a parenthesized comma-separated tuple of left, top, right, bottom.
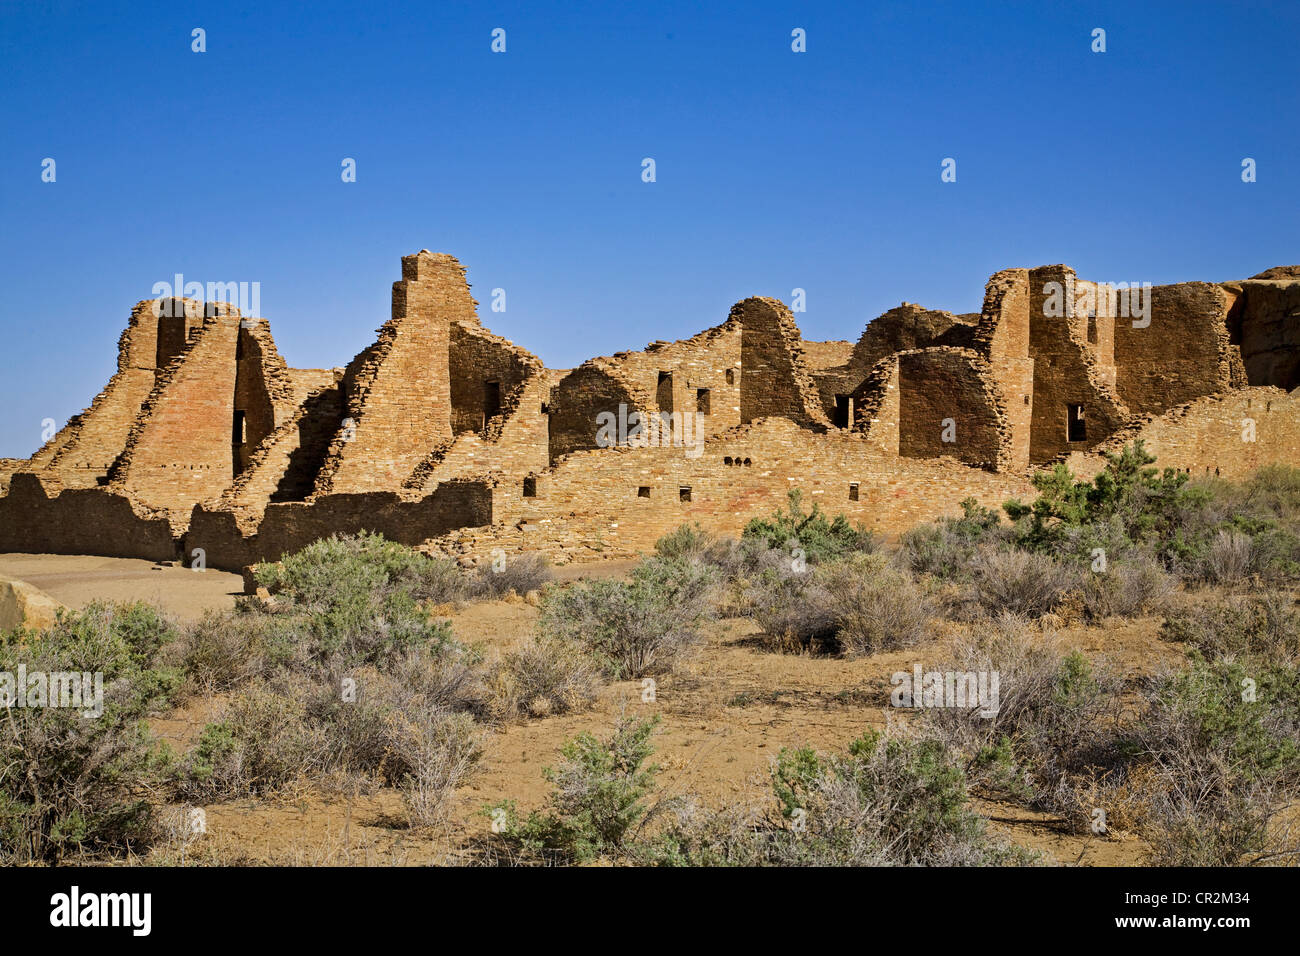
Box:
(1027, 265, 1129, 463)
(1223, 278, 1300, 390)
(464, 418, 1033, 562)
(313, 252, 467, 495)
(896, 348, 1004, 469)
(407, 373, 551, 495)
(105, 306, 244, 518)
(449, 321, 541, 435)
(0, 474, 177, 561)
(973, 269, 1034, 471)
(547, 360, 653, 464)
(1113, 281, 1236, 415)
(233, 318, 301, 474)
(221, 380, 345, 513)
(598, 321, 744, 442)
(734, 297, 829, 428)
(852, 356, 902, 456)
(186, 480, 492, 570)
(1070, 387, 1300, 483)
(24, 300, 170, 488)
(815, 304, 977, 426)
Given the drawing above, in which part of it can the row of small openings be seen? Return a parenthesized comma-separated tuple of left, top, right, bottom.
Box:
(722, 456, 752, 466)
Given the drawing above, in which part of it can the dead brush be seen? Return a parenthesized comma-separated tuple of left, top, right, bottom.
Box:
(487, 634, 602, 720)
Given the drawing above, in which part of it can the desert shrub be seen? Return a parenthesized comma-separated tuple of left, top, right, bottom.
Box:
(764, 730, 1033, 866)
(899, 524, 976, 580)
(487, 714, 665, 863)
(700, 537, 797, 616)
(175, 535, 488, 818)
(899, 498, 1008, 580)
(257, 531, 466, 606)
(251, 534, 458, 670)
(0, 602, 182, 862)
(1133, 656, 1300, 864)
(743, 489, 877, 564)
(820, 554, 935, 655)
(654, 523, 715, 561)
(1197, 529, 1253, 585)
(178, 650, 485, 825)
(468, 552, 552, 599)
(539, 557, 716, 677)
(745, 565, 838, 651)
(925, 616, 1125, 828)
(176, 680, 327, 799)
(968, 546, 1079, 618)
(1160, 591, 1300, 664)
(391, 710, 483, 827)
(173, 602, 270, 693)
(489, 634, 602, 719)
(1078, 555, 1177, 621)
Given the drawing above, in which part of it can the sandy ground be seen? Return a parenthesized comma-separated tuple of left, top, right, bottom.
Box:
(148, 598, 1178, 867)
(0, 553, 244, 622)
(3, 552, 1178, 866)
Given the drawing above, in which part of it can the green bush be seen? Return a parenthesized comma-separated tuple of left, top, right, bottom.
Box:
(743, 489, 876, 564)
(539, 556, 716, 677)
(487, 715, 664, 862)
(1160, 592, 1300, 664)
(1135, 655, 1300, 864)
(654, 523, 715, 561)
(253, 533, 458, 669)
(765, 731, 1031, 865)
(0, 602, 181, 862)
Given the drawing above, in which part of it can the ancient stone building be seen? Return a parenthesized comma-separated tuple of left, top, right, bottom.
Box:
(1, 252, 1297, 570)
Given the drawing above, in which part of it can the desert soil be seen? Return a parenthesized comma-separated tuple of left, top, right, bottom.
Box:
(2, 554, 1182, 866)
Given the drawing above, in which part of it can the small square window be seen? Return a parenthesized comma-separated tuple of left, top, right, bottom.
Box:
(638, 486, 651, 498)
(679, 486, 692, 503)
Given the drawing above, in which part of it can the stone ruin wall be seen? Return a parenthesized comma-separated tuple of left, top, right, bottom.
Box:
(1026, 265, 1130, 464)
(1112, 281, 1240, 416)
(3, 251, 1298, 571)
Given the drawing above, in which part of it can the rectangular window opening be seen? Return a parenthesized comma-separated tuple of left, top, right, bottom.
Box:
(523, 476, 537, 497)
(483, 380, 502, 424)
(833, 395, 852, 429)
(696, 388, 711, 415)
(638, 486, 651, 498)
(656, 370, 674, 413)
(679, 485, 691, 503)
(849, 482, 859, 501)
(1066, 404, 1086, 443)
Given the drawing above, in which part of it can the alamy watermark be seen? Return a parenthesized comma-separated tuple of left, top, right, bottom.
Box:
(1, 666, 103, 718)
(150, 274, 261, 318)
(891, 665, 1000, 718)
(595, 403, 705, 458)
(1041, 277, 1153, 328)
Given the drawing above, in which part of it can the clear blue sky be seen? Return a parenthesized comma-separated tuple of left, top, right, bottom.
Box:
(1, 0, 1295, 457)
